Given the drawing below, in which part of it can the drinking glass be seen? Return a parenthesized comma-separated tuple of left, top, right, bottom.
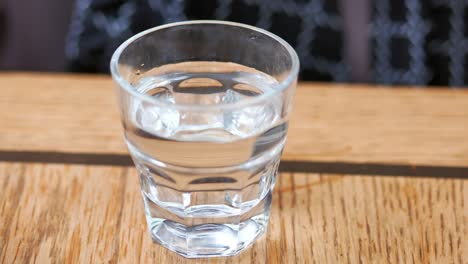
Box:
(111, 20, 299, 258)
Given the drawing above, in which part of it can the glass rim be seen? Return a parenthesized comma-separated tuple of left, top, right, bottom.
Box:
(110, 20, 299, 111)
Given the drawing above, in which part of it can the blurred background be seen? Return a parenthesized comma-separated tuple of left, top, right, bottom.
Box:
(0, 0, 467, 86)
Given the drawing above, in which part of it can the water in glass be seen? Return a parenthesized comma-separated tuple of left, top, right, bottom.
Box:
(124, 62, 287, 257)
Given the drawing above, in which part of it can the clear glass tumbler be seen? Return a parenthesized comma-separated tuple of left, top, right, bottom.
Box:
(111, 20, 299, 258)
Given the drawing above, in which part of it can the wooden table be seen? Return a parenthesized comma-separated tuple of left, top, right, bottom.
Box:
(0, 73, 467, 263)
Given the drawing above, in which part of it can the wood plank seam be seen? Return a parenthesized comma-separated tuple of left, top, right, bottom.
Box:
(0, 151, 467, 178)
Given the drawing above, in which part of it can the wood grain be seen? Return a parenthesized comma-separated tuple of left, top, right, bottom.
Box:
(1, 73, 468, 166)
(1, 73, 467, 263)
(0, 163, 466, 263)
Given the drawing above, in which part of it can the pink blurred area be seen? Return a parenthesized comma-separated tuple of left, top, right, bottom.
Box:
(0, 0, 74, 71)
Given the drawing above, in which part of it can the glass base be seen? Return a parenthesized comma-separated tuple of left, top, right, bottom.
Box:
(142, 191, 272, 258)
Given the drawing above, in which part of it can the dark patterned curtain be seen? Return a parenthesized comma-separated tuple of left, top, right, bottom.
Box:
(66, 0, 468, 86)
(66, 0, 346, 81)
(372, 0, 468, 86)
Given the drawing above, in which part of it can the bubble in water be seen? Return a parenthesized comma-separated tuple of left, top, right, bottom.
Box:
(134, 86, 180, 137)
(224, 102, 278, 137)
(132, 70, 281, 139)
(222, 81, 280, 137)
